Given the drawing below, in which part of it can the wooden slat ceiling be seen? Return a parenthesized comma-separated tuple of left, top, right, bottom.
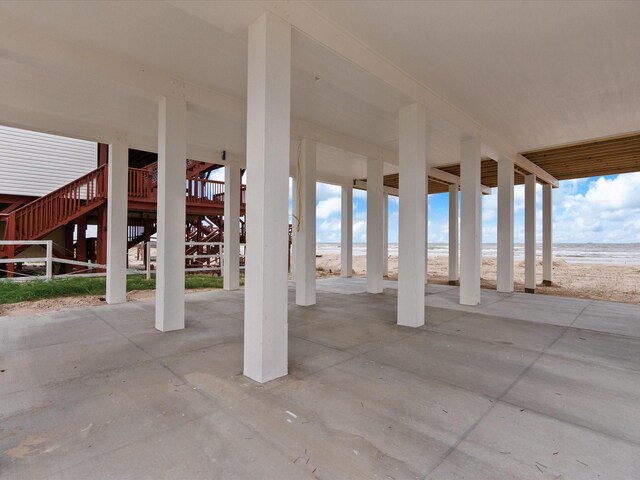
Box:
(386, 133, 640, 191)
(521, 133, 640, 181)
(379, 174, 453, 194)
(433, 161, 525, 190)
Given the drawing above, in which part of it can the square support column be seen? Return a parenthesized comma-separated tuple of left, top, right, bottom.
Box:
(460, 137, 482, 306)
(295, 139, 316, 306)
(224, 162, 241, 291)
(383, 192, 389, 276)
(448, 183, 459, 285)
(542, 183, 553, 286)
(105, 136, 128, 305)
(497, 158, 515, 293)
(397, 103, 427, 327)
(244, 12, 291, 383)
(155, 96, 187, 332)
(341, 183, 353, 278)
(366, 157, 384, 294)
(524, 174, 537, 293)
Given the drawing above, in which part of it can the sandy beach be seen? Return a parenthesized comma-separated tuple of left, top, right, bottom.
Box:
(314, 254, 640, 305)
(2, 251, 637, 317)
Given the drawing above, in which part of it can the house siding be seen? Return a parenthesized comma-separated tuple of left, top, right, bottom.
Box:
(0, 125, 97, 197)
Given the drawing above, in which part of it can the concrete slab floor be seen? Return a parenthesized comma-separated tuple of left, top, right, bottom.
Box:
(1, 278, 639, 479)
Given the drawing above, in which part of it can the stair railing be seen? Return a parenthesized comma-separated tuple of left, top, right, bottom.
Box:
(4, 165, 107, 243)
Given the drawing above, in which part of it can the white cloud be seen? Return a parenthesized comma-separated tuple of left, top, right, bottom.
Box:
(353, 220, 367, 242)
(317, 218, 341, 242)
(552, 172, 640, 243)
(316, 197, 342, 219)
(316, 182, 342, 201)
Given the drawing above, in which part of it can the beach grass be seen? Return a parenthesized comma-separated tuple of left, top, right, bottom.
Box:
(0, 274, 225, 305)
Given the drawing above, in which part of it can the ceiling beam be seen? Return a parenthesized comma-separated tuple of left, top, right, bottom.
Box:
(355, 172, 491, 196)
(353, 180, 399, 196)
(0, 102, 236, 165)
(429, 168, 492, 195)
(515, 154, 559, 187)
(291, 119, 395, 163)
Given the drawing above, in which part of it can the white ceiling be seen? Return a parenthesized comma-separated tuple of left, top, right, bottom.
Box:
(309, 0, 640, 152)
(0, 0, 638, 176)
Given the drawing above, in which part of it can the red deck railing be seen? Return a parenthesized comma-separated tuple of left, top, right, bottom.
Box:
(1, 164, 246, 260)
(128, 167, 246, 207)
(3, 165, 107, 243)
(128, 167, 155, 198)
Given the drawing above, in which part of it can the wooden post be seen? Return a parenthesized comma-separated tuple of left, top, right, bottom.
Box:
(96, 206, 107, 272)
(96, 144, 109, 272)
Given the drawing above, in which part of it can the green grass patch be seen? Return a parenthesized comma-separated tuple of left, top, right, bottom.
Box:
(0, 274, 224, 305)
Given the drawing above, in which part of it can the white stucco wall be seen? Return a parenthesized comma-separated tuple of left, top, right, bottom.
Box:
(0, 125, 97, 197)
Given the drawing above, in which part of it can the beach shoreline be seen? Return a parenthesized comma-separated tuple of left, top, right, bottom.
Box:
(313, 254, 640, 305)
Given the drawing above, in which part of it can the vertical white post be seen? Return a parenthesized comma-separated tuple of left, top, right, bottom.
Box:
(542, 183, 553, 286)
(244, 12, 290, 383)
(383, 192, 389, 276)
(224, 163, 241, 290)
(155, 96, 187, 332)
(366, 157, 384, 294)
(448, 183, 459, 285)
(524, 174, 537, 293)
(497, 158, 515, 293)
(295, 139, 316, 306)
(460, 137, 482, 305)
(341, 183, 353, 278)
(45, 240, 53, 280)
(397, 103, 427, 327)
(106, 136, 128, 304)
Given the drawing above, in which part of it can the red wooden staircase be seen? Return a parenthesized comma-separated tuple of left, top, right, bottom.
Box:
(1, 165, 107, 259)
(1, 155, 246, 277)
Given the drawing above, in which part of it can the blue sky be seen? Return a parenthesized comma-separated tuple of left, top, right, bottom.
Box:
(213, 170, 640, 244)
(304, 172, 640, 244)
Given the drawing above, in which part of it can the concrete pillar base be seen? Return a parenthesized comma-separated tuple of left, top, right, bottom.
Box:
(525, 287, 536, 294)
(542, 280, 553, 286)
(448, 280, 459, 286)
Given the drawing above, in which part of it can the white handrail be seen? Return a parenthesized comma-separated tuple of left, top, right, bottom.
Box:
(1, 239, 244, 282)
(0, 240, 53, 280)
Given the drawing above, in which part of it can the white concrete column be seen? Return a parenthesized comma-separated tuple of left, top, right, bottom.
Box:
(295, 139, 316, 306)
(542, 183, 553, 286)
(497, 158, 515, 293)
(383, 192, 389, 276)
(224, 162, 241, 291)
(341, 183, 353, 278)
(244, 13, 290, 384)
(366, 157, 384, 294)
(397, 103, 427, 327)
(105, 136, 128, 305)
(448, 183, 459, 285)
(460, 137, 482, 305)
(155, 96, 187, 332)
(524, 174, 537, 293)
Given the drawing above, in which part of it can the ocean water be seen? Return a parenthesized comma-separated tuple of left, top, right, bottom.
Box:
(316, 243, 640, 265)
